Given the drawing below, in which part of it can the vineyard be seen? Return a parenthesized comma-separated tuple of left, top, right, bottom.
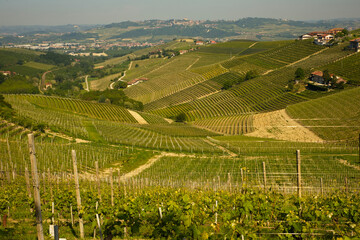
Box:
(1, 34, 360, 240)
(286, 86, 360, 142)
(144, 72, 242, 111)
(322, 51, 360, 85)
(5, 95, 137, 123)
(0, 134, 359, 239)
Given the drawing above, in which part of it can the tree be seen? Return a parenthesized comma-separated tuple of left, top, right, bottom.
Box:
(55, 74, 65, 83)
(113, 81, 128, 89)
(245, 70, 258, 80)
(222, 80, 233, 90)
(342, 29, 349, 36)
(0, 73, 5, 84)
(175, 113, 186, 122)
(295, 68, 305, 80)
(323, 70, 331, 84)
(98, 95, 106, 103)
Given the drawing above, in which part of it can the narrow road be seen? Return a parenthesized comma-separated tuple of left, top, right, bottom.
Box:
(39, 70, 52, 93)
(85, 75, 89, 91)
(128, 110, 148, 124)
(110, 61, 132, 89)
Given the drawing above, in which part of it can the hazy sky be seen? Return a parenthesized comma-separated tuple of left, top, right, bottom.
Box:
(0, 0, 359, 26)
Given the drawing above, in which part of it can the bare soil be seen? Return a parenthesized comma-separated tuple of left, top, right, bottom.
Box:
(245, 109, 323, 142)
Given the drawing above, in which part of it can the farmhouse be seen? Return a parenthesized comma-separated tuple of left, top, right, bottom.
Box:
(314, 34, 334, 45)
(299, 34, 312, 40)
(196, 41, 205, 46)
(127, 78, 149, 86)
(309, 71, 345, 85)
(327, 28, 344, 35)
(0, 71, 16, 76)
(45, 83, 53, 89)
(349, 38, 360, 52)
(179, 50, 188, 55)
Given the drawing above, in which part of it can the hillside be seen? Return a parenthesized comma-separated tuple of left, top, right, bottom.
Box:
(1, 29, 360, 240)
(286, 87, 360, 142)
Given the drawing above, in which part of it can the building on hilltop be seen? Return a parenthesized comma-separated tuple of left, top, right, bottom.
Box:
(314, 34, 334, 45)
(349, 38, 360, 52)
(127, 78, 149, 87)
(309, 71, 345, 85)
(298, 34, 312, 40)
(327, 28, 344, 35)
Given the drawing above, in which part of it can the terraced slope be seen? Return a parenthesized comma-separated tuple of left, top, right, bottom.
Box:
(222, 40, 324, 71)
(197, 40, 256, 54)
(148, 41, 354, 134)
(192, 114, 254, 135)
(322, 52, 360, 85)
(125, 64, 227, 104)
(149, 68, 307, 121)
(93, 120, 222, 153)
(5, 95, 137, 123)
(144, 72, 242, 111)
(286, 87, 360, 142)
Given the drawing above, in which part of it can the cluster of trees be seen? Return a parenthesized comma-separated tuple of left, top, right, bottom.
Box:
(113, 81, 128, 89)
(222, 70, 258, 90)
(80, 89, 144, 111)
(37, 51, 73, 66)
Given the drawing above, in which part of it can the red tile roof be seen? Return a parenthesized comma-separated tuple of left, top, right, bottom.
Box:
(311, 71, 323, 77)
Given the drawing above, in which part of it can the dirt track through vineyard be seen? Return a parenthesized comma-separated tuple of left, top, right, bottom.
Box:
(80, 152, 196, 181)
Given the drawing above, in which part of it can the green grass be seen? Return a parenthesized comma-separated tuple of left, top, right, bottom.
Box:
(0, 76, 39, 94)
(23, 61, 55, 70)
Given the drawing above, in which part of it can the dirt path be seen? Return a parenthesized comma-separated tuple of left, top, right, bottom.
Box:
(186, 57, 201, 70)
(338, 159, 360, 171)
(45, 130, 90, 143)
(245, 109, 324, 142)
(263, 48, 327, 76)
(39, 70, 52, 93)
(84, 75, 89, 92)
(139, 58, 175, 78)
(110, 61, 132, 89)
(248, 42, 258, 49)
(203, 137, 237, 157)
(80, 152, 195, 181)
(119, 152, 189, 180)
(128, 110, 148, 124)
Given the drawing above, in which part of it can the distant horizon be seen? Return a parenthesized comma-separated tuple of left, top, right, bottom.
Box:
(0, 0, 359, 26)
(1, 17, 360, 27)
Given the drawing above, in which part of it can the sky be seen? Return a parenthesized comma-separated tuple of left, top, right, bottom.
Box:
(0, 0, 359, 26)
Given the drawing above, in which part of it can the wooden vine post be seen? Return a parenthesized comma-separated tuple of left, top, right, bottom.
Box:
(28, 133, 44, 240)
(72, 150, 84, 239)
(95, 161, 102, 201)
(262, 162, 267, 192)
(110, 168, 114, 207)
(296, 150, 302, 198)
